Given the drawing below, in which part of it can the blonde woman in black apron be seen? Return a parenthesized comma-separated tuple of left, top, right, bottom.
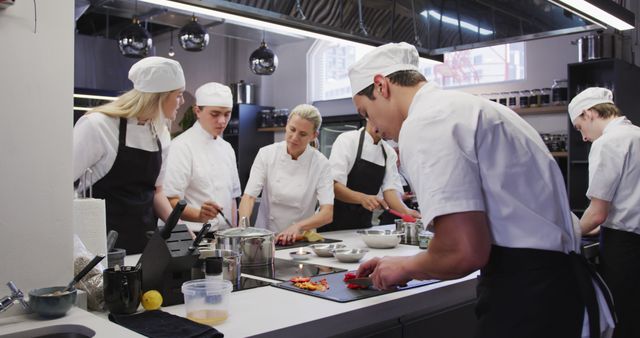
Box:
(73, 57, 186, 254)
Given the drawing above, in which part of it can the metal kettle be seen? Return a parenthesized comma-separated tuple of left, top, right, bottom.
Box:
(229, 80, 256, 105)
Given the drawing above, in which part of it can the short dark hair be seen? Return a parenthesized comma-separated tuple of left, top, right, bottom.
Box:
(356, 70, 427, 100)
(590, 103, 622, 119)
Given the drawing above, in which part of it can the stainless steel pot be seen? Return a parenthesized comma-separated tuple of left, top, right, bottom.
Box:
(396, 220, 424, 245)
(215, 227, 274, 266)
(229, 80, 256, 104)
(212, 249, 241, 288)
(574, 33, 620, 62)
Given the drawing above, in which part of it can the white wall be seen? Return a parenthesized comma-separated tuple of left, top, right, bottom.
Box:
(0, 0, 74, 311)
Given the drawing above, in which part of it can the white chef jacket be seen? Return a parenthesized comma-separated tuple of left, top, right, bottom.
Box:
(329, 128, 403, 194)
(399, 82, 613, 337)
(587, 116, 640, 235)
(73, 112, 170, 190)
(244, 141, 334, 233)
(163, 121, 241, 231)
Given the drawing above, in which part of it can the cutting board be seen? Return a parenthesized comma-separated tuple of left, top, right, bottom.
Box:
(275, 237, 342, 250)
(272, 271, 440, 303)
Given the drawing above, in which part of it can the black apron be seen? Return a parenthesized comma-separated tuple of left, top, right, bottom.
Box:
(600, 227, 640, 338)
(92, 118, 162, 254)
(475, 245, 615, 338)
(320, 129, 386, 232)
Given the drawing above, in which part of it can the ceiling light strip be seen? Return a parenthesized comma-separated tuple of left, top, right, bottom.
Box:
(74, 94, 118, 101)
(548, 0, 634, 31)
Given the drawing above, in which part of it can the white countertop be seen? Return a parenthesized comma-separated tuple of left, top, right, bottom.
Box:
(0, 225, 478, 338)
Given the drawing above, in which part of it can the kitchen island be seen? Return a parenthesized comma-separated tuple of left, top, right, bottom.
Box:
(0, 225, 478, 338)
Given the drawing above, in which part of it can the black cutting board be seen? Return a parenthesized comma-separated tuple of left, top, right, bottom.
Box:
(275, 237, 342, 250)
(272, 271, 440, 303)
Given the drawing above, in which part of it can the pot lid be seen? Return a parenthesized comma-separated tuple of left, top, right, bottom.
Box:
(217, 226, 273, 237)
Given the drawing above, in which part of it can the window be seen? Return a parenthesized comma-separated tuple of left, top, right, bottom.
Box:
(308, 41, 525, 101)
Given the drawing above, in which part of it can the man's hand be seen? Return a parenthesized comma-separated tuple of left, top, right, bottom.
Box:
(276, 223, 303, 245)
(360, 194, 389, 212)
(357, 256, 412, 290)
(198, 200, 221, 223)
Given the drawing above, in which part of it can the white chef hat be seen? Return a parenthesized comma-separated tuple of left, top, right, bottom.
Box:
(348, 42, 420, 97)
(195, 82, 233, 108)
(568, 87, 614, 123)
(128, 56, 185, 93)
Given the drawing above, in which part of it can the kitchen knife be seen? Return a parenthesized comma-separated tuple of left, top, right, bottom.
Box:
(160, 200, 187, 239)
(188, 223, 211, 252)
(345, 277, 373, 287)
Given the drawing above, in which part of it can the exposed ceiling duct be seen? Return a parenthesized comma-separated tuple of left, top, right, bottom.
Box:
(75, 0, 630, 57)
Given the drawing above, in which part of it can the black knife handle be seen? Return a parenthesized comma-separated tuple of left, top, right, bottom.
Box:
(74, 255, 105, 284)
(161, 200, 187, 239)
(189, 223, 211, 251)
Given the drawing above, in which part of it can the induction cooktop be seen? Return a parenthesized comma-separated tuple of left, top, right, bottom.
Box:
(241, 258, 347, 282)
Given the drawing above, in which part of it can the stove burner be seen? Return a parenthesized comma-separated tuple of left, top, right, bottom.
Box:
(241, 258, 347, 282)
(232, 276, 271, 292)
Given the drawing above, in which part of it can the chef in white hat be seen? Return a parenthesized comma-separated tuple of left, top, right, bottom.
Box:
(569, 87, 640, 338)
(73, 56, 186, 254)
(351, 42, 614, 338)
(163, 82, 241, 233)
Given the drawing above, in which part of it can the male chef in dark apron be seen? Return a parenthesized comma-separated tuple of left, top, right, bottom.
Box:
(569, 87, 640, 338)
(351, 42, 614, 338)
(320, 121, 419, 232)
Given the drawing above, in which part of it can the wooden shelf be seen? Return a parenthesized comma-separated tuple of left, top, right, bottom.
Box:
(257, 127, 286, 132)
(513, 105, 567, 115)
(551, 151, 567, 157)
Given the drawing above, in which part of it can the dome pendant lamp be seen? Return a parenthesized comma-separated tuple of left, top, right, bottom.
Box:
(118, 16, 153, 58)
(179, 15, 209, 51)
(249, 31, 278, 75)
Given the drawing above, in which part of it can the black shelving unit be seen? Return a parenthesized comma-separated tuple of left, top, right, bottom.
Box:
(567, 58, 640, 217)
(224, 104, 274, 191)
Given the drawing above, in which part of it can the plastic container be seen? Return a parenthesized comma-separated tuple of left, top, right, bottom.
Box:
(418, 231, 433, 250)
(182, 279, 233, 325)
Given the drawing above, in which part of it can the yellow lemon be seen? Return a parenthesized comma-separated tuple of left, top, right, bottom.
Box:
(141, 290, 163, 311)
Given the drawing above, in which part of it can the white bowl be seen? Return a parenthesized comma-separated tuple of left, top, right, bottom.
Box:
(332, 248, 369, 263)
(357, 230, 403, 249)
(309, 243, 346, 257)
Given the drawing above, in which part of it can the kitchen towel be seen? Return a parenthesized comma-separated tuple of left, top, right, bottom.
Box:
(73, 198, 107, 256)
(109, 310, 224, 338)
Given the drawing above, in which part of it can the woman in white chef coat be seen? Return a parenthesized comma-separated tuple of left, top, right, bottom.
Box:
(73, 57, 185, 254)
(163, 82, 241, 233)
(321, 120, 419, 231)
(349, 43, 614, 338)
(238, 104, 334, 245)
(569, 87, 640, 338)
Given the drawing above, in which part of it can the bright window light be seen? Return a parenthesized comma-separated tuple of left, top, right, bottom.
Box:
(548, 0, 634, 31)
(422, 10, 493, 36)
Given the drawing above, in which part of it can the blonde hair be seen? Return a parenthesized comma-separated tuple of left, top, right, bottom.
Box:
(288, 104, 322, 132)
(89, 89, 173, 136)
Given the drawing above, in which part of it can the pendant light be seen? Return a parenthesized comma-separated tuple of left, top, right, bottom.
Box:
(118, 16, 153, 58)
(168, 30, 175, 57)
(179, 15, 209, 51)
(249, 31, 278, 76)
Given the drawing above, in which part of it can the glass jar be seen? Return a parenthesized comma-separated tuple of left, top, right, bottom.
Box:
(498, 92, 509, 106)
(519, 90, 531, 108)
(540, 88, 551, 106)
(489, 93, 499, 103)
(529, 89, 541, 108)
(551, 79, 568, 105)
(508, 91, 519, 108)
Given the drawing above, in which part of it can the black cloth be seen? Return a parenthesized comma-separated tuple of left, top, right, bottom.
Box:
(92, 118, 162, 254)
(474, 245, 607, 338)
(321, 129, 387, 232)
(600, 227, 640, 338)
(109, 310, 223, 338)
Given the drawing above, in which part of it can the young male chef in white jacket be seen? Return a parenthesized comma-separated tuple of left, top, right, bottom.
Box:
(163, 82, 241, 232)
(569, 87, 640, 338)
(352, 42, 614, 338)
(321, 120, 419, 231)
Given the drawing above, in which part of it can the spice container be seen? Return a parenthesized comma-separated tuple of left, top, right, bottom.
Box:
(498, 92, 509, 106)
(529, 89, 541, 108)
(551, 79, 568, 105)
(182, 279, 233, 325)
(519, 90, 531, 108)
(540, 88, 551, 106)
(508, 91, 519, 108)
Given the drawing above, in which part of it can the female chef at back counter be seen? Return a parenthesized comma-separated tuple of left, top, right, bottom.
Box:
(73, 57, 186, 254)
(238, 104, 334, 245)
